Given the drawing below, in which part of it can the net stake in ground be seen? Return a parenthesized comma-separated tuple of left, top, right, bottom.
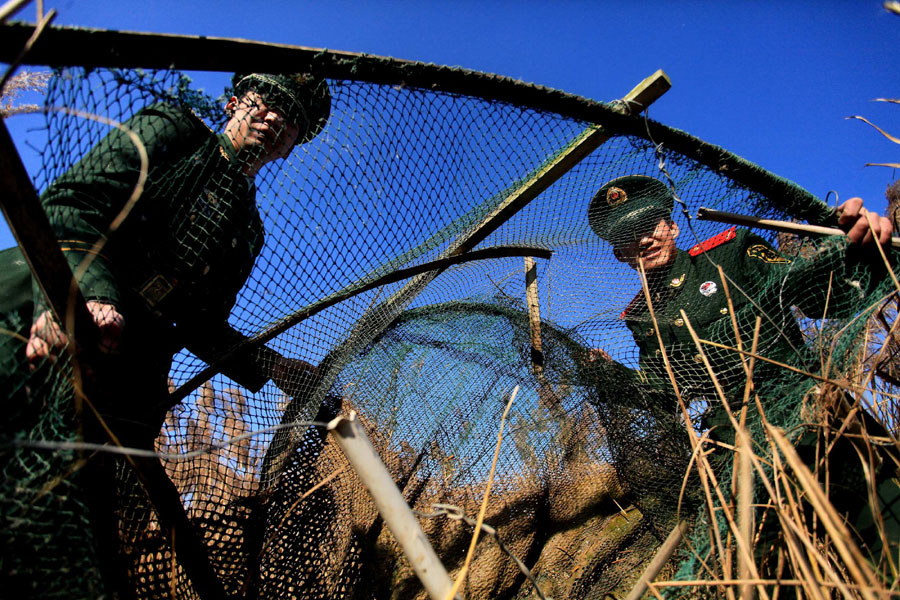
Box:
(328, 411, 459, 600)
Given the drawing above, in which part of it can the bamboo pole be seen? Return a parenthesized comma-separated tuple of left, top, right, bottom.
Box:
(623, 520, 689, 600)
(449, 69, 671, 256)
(524, 256, 544, 376)
(697, 206, 900, 248)
(170, 245, 552, 402)
(328, 412, 457, 600)
(334, 69, 672, 350)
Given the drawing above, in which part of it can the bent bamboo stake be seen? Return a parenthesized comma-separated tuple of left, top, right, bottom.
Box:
(623, 520, 689, 600)
(328, 411, 458, 600)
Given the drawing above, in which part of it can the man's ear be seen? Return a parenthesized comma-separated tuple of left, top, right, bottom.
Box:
(224, 95, 239, 117)
(670, 219, 680, 240)
(612, 246, 627, 264)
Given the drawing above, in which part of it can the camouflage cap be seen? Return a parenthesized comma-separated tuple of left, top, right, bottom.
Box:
(587, 175, 674, 245)
(232, 72, 331, 144)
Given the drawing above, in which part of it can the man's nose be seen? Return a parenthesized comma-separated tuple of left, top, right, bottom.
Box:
(264, 109, 285, 125)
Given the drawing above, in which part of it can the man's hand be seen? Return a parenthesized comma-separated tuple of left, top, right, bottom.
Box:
(588, 348, 613, 363)
(838, 197, 893, 247)
(26, 301, 125, 369)
(269, 356, 319, 399)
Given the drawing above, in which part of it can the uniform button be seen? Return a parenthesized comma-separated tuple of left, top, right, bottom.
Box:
(202, 265, 210, 275)
(645, 328, 654, 337)
(655, 349, 661, 358)
(231, 238, 238, 248)
(693, 354, 703, 363)
(720, 307, 728, 314)
(674, 318, 684, 327)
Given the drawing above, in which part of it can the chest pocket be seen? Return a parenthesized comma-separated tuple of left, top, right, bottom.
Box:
(132, 140, 264, 320)
(627, 278, 754, 397)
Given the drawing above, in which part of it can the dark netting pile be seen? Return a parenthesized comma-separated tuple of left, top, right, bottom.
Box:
(1, 57, 898, 600)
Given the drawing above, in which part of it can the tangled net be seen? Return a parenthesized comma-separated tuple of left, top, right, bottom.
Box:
(1, 34, 898, 600)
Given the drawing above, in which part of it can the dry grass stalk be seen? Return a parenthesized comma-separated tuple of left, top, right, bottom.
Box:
(769, 426, 881, 598)
(0, 69, 49, 116)
(681, 311, 771, 600)
(446, 385, 519, 600)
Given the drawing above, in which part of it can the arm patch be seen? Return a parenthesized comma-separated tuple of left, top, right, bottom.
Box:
(746, 244, 791, 264)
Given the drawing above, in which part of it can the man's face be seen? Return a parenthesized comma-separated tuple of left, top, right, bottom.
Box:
(613, 217, 680, 271)
(224, 91, 302, 172)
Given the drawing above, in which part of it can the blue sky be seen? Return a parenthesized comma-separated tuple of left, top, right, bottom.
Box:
(2, 0, 898, 248)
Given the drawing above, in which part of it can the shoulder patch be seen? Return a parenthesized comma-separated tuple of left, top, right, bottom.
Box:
(689, 226, 738, 256)
(187, 107, 216, 135)
(746, 244, 791, 264)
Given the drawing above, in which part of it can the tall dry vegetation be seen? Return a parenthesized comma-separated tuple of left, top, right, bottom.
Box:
(0, 70, 50, 117)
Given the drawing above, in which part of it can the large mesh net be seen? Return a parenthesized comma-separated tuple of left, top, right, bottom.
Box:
(1, 52, 898, 600)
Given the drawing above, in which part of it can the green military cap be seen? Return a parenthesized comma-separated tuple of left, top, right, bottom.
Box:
(232, 72, 332, 144)
(587, 175, 674, 245)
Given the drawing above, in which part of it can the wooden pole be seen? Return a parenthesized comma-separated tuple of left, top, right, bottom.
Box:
(524, 256, 544, 376)
(328, 412, 457, 600)
(697, 206, 900, 248)
(447, 69, 671, 257)
(348, 69, 672, 328)
(0, 119, 227, 600)
(0, 119, 98, 347)
(623, 520, 689, 600)
(0, 0, 32, 23)
(170, 245, 552, 402)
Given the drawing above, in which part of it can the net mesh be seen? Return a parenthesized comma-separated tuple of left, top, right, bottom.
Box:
(1, 63, 898, 599)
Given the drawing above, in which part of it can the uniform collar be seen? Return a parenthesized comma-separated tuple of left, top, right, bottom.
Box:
(218, 133, 238, 161)
(666, 249, 691, 288)
(217, 134, 256, 187)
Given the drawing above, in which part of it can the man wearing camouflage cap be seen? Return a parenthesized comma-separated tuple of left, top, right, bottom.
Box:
(587, 174, 898, 561)
(0, 71, 331, 594)
(589, 174, 892, 392)
(2, 72, 331, 427)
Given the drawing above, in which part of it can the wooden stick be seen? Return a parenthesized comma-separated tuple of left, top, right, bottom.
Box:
(328, 412, 457, 600)
(696, 206, 900, 248)
(170, 245, 551, 402)
(524, 256, 544, 376)
(352, 69, 672, 331)
(0, 22, 660, 125)
(454, 69, 671, 256)
(0, 119, 227, 600)
(0, 0, 31, 23)
(623, 520, 689, 600)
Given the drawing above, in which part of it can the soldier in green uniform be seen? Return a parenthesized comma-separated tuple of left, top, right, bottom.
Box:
(589, 175, 891, 397)
(0, 72, 330, 597)
(586, 174, 898, 565)
(2, 71, 331, 431)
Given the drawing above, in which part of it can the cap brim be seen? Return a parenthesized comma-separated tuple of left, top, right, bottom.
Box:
(604, 205, 670, 245)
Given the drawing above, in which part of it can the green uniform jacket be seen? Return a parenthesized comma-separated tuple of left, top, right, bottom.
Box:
(621, 226, 870, 399)
(617, 227, 900, 555)
(1, 101, 273, 406)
